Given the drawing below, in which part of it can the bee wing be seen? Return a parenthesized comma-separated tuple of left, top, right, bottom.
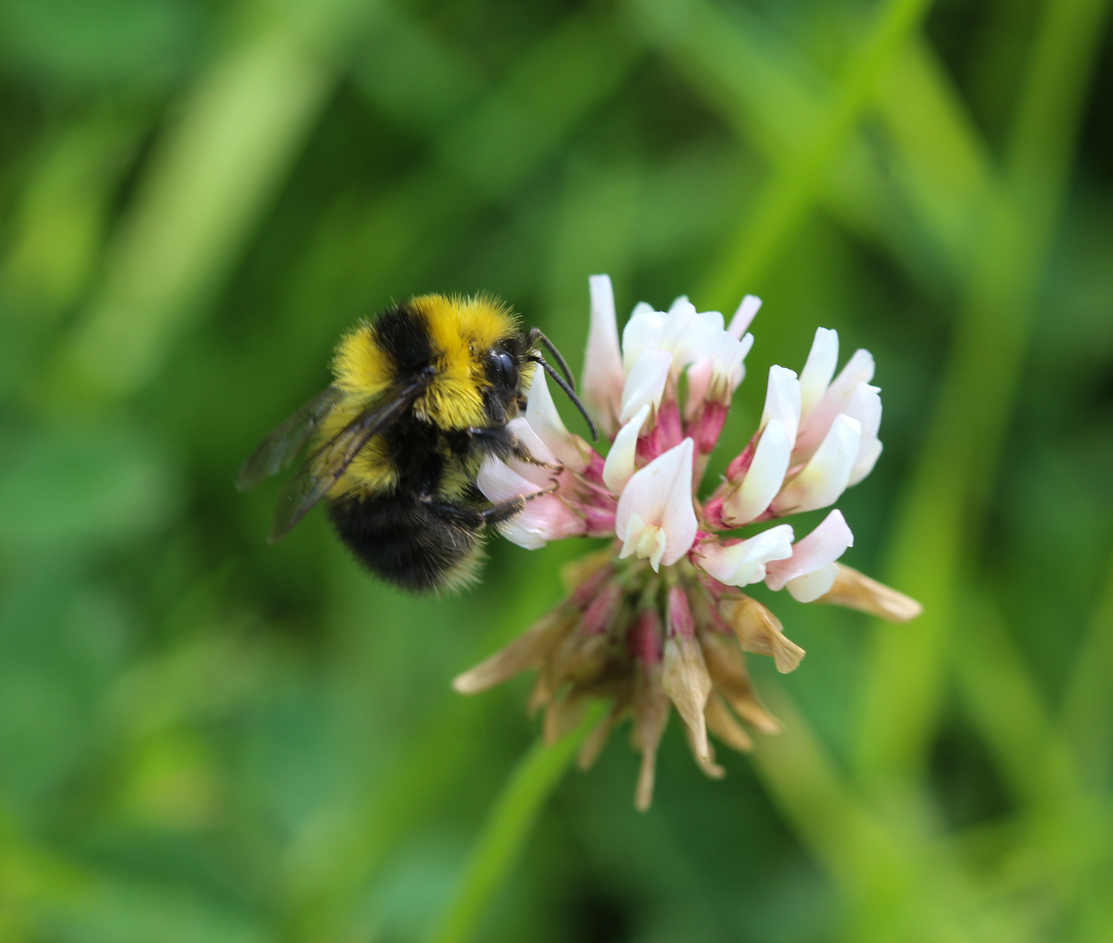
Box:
(267, 377, 428, 543)
(237, 386, 345, 492)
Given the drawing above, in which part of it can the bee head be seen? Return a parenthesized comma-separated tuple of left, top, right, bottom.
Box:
(482, 332, 534, 425)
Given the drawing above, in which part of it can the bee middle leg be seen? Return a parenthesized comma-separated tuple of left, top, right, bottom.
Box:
(465, 425, 561, 470)
(421, 482, 557, 528)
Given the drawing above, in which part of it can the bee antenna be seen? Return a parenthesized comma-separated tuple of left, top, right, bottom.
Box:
(529, 328, 577, 392)
(532, 355, 599, 442)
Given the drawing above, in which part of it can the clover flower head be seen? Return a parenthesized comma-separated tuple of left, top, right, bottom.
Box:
(459, 275, 921, 810)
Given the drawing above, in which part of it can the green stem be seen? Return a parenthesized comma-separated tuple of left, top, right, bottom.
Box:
(425, 704, 603, 943)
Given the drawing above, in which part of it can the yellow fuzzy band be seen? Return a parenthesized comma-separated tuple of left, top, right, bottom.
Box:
(410, 293, 519, 431)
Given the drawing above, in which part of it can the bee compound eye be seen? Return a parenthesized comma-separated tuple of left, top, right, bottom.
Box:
(492, 350, 519, 389)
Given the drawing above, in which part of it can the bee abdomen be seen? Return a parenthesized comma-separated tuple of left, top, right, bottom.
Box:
(327, 492, 481, 592)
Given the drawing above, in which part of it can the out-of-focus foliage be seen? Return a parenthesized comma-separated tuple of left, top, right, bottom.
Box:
(1, 0, 1111, 940)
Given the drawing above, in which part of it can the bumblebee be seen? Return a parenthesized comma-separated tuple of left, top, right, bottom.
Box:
(238, 293, 595, 591)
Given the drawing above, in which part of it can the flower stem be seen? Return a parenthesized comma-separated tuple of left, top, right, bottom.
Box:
(425, 703, 604, 943)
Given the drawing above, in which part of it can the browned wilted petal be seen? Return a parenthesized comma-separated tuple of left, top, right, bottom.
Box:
(546, 631, 611, 690)
(631, 672, 670, 812)
(544, 689, 591, 746)
(682, 722, 725, 779)
(560, 547, 614, 594)
(662, 634, 712, 761)
(817, 564, 923, 622)
(704, 693, 754, 753)
(453, 611, 575, 693)
(578, 685, 631, 771)
(699, 631, 780, 735)
(719, 594, 805, 673)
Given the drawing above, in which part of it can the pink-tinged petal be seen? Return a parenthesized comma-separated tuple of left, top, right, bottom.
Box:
(771, 414, 860, 515)
(693, 401, 728, 454)
(583, 274, 624, 436)
(722, 418, 791, 525)
(728, 294, 762, 339)
(794, 348, 874, 460)
(765, 509, 854, 590)
(799, 327, 838, 420)
(477, 457, 582, 549)
(695, 525, 794, 587)
(603, 403, 650, 493)
(499, 495, 585, 549)
(684, 359, 714, 420)
(666, 584, 695, 638)
(786, 563, 839, 602)
(622, 303, 666, 373)
(525, 370, 589, 472)
(620, 349, 673, 423)
(615, 438, 697, 570)
(760, 365, 802, 445)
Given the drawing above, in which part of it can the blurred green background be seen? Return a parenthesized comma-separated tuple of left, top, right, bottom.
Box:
(1, 0, 1112, 940)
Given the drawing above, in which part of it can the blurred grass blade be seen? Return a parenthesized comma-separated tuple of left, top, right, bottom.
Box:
(682, 0, 935, 305)
(627, 0, 959, 292)
(425, 706, 603, 943)
(752, 685, 1024, 943)
(855, 0, 1113, 783)
(1062, 550, 1113, 787)
(56, 0, 372, 400)
(951, 594, 1079, 810)
(875, 38, 997, 274)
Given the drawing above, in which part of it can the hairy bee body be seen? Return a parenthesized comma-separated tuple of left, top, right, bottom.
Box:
(323, 296, 532, 589)
(239, 293, 575, 592)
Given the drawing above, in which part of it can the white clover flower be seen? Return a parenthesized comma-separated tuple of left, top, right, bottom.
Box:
(459, 275, 921, 810)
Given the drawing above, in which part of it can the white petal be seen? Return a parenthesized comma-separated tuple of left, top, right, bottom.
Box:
(696, 524, 794, 587)
(583, 274, 625, 434)
(730, 332, 755, 389)
(766, 510, 854, 591)
(842, 382, 882, 486)
(728, 295, 762, 339)
(786, 563, 839, 602)
(722, 418, 791, 525)
(848, 439, 883, 487)
(505, 417, 558, 486)
(772, 414, 860, 515)
(799, 328, 838, 421)
(620, 349, 673, 423)
(618, 513, 670, 572)
(760, 365, 802, 446)
(476, 455, 535, 503)
(525, 370, 588, 472)
(603, 403, 650, 493)
(663, 309, 727, 375)
(615, 438, 697, 568)
(844, 382, 881, 442)
(621, 303, 666, 373)
(794, 348, 874, 460)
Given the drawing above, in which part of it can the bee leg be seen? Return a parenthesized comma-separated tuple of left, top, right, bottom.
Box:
(421, 483, 557, 528)
(466, 426, 561, 470)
